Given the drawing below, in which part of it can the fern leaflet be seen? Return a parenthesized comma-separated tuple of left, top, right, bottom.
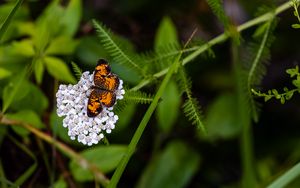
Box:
(206, 0, 230, 29)
(178, 66, 206, 132)
(92, 20, 146, 78)
(115, 89, 153, 112)
(124, 90, 153, 104)
(182, 98, 205, 132)
(71, 61, 82, 80)
(244, 18, 276, 122)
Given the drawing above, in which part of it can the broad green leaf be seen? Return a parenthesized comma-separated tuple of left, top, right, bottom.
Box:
(53, 177, 67, 188)
(70, 145, 127, 182)
(9, 81, 48, 115)
(156, 80, 180, 132)
(34, 1, 64, 51)
(0, 44, 26, 65)
(44, 56, 76, 83)
(60, 0, 82, 37)
(11, 39, 35, 57)
(136, 141, 201, 188)
(2, 70, 28, 113)
(15, 21, 35, 37)
(0, 68, 11, 79)
(154, 16, 179, 49)
(203, 93, 240, 140)
(0, 0, 24, 41)
(45, 36, 79, 55)
(75, 36, 108, 64)
(6, 110, 44, 136)
(33, 58, 44, 84)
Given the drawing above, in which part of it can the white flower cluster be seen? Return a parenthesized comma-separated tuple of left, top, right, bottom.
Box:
(56, 71, 125, 146)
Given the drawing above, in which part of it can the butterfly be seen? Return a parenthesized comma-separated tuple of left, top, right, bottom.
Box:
(87, 59, 120, 117)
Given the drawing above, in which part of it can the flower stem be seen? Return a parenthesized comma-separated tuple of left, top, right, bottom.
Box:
(0, 115, 110, 187)
(130, 0, 295, 92)
(108, 56, 181, 188)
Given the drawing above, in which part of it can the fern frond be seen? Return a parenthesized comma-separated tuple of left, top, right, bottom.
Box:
(92, 20, 146, 78)
(136, 43, 182, 74)
(115, 89, 153, 113)
(177, 66, 206, 132)
(243, 18, 277, 122)
(182, 97, 205, 132)
(206, 0, 230, 29)
(177, 66, 192, 96)
(71, 61, 82, 80)
(124, 90, 153, 104)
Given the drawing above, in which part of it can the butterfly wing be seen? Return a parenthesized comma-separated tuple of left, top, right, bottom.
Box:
(87, 89, 103, 117)
(94, 59, 111, 77)
(99, 90, 116, 108)
(94, 73, 120, 91)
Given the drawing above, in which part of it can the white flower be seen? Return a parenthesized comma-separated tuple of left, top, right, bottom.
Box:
(56, 71, 125, 146)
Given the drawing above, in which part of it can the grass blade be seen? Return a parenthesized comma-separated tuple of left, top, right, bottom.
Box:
(267, 162, 300, 188)
(108, 56, 182, 188)
(0, 0, 24, 41)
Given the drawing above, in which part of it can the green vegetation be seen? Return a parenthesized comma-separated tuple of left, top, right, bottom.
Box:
(0, 0, 300, 187)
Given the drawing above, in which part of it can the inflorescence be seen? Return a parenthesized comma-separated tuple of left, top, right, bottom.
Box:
(56, 71, 125, 146)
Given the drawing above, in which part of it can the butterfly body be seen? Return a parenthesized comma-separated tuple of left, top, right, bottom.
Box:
(87, 59, 120, 117)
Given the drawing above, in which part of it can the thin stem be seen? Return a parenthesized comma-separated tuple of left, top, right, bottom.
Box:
(108, 57, 181, 188)
(0, 116, 110, 187)
(130, 0, 295, 92)
(231, 43, 256, 188)
(267, 162, 300, 188)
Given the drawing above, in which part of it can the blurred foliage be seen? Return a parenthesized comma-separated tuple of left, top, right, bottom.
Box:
(0, 0, 299, 187)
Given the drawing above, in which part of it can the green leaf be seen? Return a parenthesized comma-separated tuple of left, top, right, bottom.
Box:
(45, 36, 79, 55)
(70, 145, 127, 182)
(264, 95, 272, 102)
(9, 82, 48, 115)
(156, 80, 180, 132)
(292, 24, 300, 29)
(44, 56, 76, 83)
(154, 16, 179, 49)
(0, 0, 24, 41)
(253, 22, 269, 38)
(204, 93, 240, 140)
(2, 70, 28, 113)
(6, 110, 44, 136)
(286, 66, 299, 77)
(292, 77, 300, 88)
(0, 68, 11, 79)
(11, 39, 35, 57)
(60, 0, 82, 37)
(70, 61, 82, 81)
(33, 58, 44, 84)
(136, 141, 201, 188)
(53, 177, 67, 188)
(286, 91, 294, 100)
(280, 96, 285, 104)
(75, 36, 108, 64)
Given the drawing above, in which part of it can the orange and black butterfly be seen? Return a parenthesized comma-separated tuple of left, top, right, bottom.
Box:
(87, 59, 120, 117)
